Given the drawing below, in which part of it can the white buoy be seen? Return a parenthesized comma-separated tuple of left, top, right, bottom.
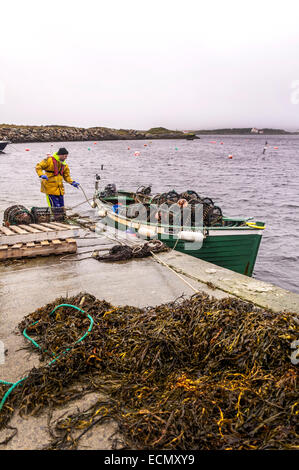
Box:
(95, 224, 106, 234)
(97, 208, 107, 217)
(178, 231, 204, 242)
(138, 226, 157, 238)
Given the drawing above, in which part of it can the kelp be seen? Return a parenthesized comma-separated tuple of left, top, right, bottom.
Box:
(0, 292, 298, 450)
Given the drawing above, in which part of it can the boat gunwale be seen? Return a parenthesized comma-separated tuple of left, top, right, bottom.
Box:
(96, 198, 265, 233)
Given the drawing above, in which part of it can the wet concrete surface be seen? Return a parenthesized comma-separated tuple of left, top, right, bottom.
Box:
(0, 235, 225, 450)
(1, 233, 298, 449)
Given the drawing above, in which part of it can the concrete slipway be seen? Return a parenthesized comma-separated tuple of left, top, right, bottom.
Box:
(0, 232, 298, 450)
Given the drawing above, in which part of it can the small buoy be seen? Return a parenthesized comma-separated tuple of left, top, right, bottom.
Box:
(98, 208, 107, 217)
(209, 141, 217, 144)
(134, 151, 140, 156)
(138, 226, 157, 238)
(94, 142, 97, 145)
(177, 199, 188, 208)
(144, 144, 147, 147)
(220, 142, 224, 145)
(179, 231, 204, 242)
(175, 147, 178, 151)
(228, 155, 233, 159)
(127, 147, 130, 150)
(88, 147, 91, 151)
(25, 149, 30, 151)
(274, 147, 278, 149)
(126, 228, 136, 237)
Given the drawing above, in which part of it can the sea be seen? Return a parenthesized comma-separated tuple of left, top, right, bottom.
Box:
(0, 134, 298, 293)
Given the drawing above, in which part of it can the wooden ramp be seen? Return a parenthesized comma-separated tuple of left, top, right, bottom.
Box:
(0, 222, 81, 260)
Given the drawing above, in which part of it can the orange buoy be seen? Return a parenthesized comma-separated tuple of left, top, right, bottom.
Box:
(274, 147, 278, 149)
(134, 151, 140, 156)
(25, 149, 30, 151)
(220, 142, 224, 145)
(177, 199, 188, 208)
(228, 155, 233, 159)
(144, 144, 147, 147)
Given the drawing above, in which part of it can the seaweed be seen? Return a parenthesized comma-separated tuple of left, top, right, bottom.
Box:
(0, 292, 298, 450)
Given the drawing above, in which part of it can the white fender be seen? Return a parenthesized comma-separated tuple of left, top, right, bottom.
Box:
(138, 226, 157, 238)
(178, 231, 204, 242)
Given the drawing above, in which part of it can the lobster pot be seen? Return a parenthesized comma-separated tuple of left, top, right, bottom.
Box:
(31, 207, 66, 223)
(3, 205, 34, 226)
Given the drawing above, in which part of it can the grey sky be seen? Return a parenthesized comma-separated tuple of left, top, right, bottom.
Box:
(1, 0, 299, 130)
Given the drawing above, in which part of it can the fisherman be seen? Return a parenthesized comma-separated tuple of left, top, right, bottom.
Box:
(35, 148, 80, 207)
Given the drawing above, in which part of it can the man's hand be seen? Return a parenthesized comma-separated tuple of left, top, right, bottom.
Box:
(40, 175, 48, 180)
(71, 181, 80, 188)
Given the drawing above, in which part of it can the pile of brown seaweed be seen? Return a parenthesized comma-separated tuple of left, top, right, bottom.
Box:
(0, 292, 298, 450)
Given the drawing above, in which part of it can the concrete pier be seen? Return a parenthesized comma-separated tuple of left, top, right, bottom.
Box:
(0, 234, 298, 449)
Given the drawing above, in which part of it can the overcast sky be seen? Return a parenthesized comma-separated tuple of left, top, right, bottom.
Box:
(1, 0, 299, 130)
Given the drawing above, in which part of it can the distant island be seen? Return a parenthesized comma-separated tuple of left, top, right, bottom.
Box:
(0, 125, 198, 143)
(190, 127, 296, 135)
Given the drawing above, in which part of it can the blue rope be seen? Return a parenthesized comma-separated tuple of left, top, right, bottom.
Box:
(0, 304, 94, 412)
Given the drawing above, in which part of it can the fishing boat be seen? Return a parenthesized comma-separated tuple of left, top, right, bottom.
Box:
(93, 183, 265, 277)
(0, 141, 10, 152)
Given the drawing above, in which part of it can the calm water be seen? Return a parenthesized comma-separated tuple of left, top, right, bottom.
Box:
(0, 135, 298, 293)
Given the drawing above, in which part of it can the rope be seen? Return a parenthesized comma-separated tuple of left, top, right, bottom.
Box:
(150, 251, 200, 294)
(0, 304, 94, 412)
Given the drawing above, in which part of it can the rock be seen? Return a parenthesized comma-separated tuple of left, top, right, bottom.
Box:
(0, 124, 197, 144)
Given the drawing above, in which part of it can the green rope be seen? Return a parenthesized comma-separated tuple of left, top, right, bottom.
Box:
(0, 304, 94, 412)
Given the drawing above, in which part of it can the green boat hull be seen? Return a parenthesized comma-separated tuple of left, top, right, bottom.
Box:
(105, 216, 262, 277)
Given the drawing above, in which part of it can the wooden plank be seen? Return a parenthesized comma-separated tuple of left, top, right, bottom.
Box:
(19, 225, 40, 233)
(0, 239, 77, 260)
(12, 243, 23, 249)
(52, 239, 62, 245)
(40, 240, 50, 246)
(0, 228, 80, 246)
(8, 226, 29, 235)
(40, 223, 65, 230)
(29, 224, 53, 232)
(0, 226, 15, 236)
(49, 222, 81, 230)
(26, 242, 35, 247)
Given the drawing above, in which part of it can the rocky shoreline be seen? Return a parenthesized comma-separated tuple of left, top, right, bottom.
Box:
(0, 125, 198, 143)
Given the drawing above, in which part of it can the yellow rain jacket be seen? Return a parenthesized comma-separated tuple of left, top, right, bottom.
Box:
(36, 153, 73, 195)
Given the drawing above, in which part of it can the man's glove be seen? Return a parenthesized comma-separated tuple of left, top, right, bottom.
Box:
(40, 175, 48, 180)
(71, 181, 80, 188)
